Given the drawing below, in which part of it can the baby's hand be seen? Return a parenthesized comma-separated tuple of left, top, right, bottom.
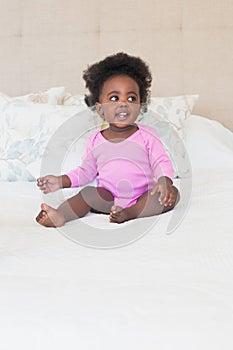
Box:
(150, 176, 176, 207)
(37, 175, 62, 194)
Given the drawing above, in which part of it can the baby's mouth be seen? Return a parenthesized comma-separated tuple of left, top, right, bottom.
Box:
(115, 111, 130, 121)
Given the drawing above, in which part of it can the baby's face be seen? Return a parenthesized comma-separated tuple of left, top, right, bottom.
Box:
(96, 75, 141, 128)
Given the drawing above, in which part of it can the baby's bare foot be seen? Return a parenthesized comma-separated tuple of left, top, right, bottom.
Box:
(36, 203, 65, 228)
(109, 205, 130, 223)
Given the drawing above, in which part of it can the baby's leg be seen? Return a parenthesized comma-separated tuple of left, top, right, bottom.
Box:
(110, 187, 179, 224)
(36, 186, 114, 227)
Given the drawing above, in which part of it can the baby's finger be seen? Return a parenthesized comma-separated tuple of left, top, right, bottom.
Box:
(37, 177, 46, 186)
(158, 193, 164, 205)
(150, 185, 159, 196)
(158, 188, 168, 205)
(166, 192, 175, 207)
(162, 195, 170, 207)
(37, 178, 42, 186)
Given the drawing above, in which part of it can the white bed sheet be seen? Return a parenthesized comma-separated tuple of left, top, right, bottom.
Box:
(1, 168, 233, 350)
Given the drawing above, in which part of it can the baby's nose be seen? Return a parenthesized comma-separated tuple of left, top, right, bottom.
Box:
(118, 100, 128, 106)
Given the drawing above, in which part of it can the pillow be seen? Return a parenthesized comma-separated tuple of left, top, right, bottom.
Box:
(0, 87, 67, 105)
(26, 108, 103, 179)
(28, 86, 65, 105)
(184, 115, 233, 169)
(139, 113, 191, 178)
(0, 159, 35, 182)
(27, 87, 87, 107)
(141, 94, 199, 139)
(0, 95, 86, 181)
(138, 95, 198, 177)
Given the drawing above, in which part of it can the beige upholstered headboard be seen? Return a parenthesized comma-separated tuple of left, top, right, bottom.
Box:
(0, 0, 232, 131)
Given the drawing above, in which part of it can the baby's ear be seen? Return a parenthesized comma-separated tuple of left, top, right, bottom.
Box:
(95, 102, 104, 116)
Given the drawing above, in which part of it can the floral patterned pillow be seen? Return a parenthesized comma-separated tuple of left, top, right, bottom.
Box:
(139, 95, 198, 177)
(142, 94, 199, 139)
(0, 97, 86, 181)
(143, 118, 192, 178)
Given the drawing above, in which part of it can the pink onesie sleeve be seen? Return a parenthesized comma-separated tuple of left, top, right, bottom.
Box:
(139, 125, 174, 182)
(66, 132, 98, 188)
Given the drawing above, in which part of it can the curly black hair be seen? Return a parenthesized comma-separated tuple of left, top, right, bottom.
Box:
(82, 52, 152, 108)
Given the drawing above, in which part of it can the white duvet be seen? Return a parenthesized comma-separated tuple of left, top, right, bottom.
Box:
(1, 116, 233, 350)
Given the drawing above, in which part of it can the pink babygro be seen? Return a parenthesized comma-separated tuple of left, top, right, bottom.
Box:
(66, 124, 174, 208)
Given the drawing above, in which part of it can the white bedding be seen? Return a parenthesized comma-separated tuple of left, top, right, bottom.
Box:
(1, 168, 233, 350)
(1, 114, 233, 350)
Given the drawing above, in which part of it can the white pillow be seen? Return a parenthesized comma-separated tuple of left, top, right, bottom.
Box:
(184, 115, 233, 169)
(27, 140, 86, 179)
(1, 87, 67, 105)
(26, 108, 101, 179)
(0, 96, 86, 181)
(28, 86, 65, 105)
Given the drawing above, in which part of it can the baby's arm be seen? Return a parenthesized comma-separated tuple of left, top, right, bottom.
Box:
(37, 175, 71, 194)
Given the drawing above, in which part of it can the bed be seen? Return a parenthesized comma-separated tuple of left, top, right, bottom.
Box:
(1, 90, 233, 350)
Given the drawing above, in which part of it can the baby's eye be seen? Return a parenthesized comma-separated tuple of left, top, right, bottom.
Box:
(109, 95, 119, 101)
(128, 96, 137, 102)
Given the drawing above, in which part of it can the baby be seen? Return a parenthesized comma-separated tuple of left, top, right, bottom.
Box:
(36, 52, 179, 227)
